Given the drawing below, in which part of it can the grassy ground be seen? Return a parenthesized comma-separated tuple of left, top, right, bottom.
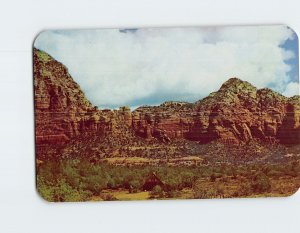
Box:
(87, 176, 300, 201)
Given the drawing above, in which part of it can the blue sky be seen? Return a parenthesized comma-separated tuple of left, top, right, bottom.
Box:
(35, 25, 299, 109)
(282, 34, 299, 82)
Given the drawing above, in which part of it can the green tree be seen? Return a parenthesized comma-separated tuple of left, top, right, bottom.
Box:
(251, 172, 271, 193)
(150, 185, 164, 198)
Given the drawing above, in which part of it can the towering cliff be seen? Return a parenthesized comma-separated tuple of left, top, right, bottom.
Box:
(132, 78, 300, 144)
(34, 48, 108, 144)
(34, 49, 300, 146)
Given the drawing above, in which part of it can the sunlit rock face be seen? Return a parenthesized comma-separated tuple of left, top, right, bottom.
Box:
(132, 78, 299, 144)
(34, 49, 299, 145)
(34, 49, 128, 144)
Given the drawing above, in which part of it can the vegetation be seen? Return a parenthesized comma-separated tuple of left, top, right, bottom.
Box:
(150, 185, 164, 198)
(251, 172, 271, 193)
(37, 158, 300, 201)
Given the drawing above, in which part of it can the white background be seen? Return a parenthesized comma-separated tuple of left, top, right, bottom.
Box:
(0, 0, 299, 232)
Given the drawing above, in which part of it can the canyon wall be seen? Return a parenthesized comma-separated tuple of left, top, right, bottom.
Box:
(34, 49, 300, 145)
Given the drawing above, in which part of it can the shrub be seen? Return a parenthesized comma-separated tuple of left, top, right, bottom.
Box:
(37, 177, 92, 202)
(237, 182, 252, 196)
(193, 181, 216, 199)
(165, 190, 178, 198)
(81, 175, 107, 195)
(251, 173, 271, 193)
(181, 172, 195, 188)
(150, 185, 164, 198)
(194, 188, 217, 199)
(216, 185, 225, 198)
(107, 177, 117, 189)
(129, 180, 141, 193)
(164, 175, 182, 190)
(100, 193, 117, 201)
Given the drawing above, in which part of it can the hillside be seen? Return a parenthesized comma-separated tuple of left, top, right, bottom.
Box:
(34, 48, 133, 145)
(34, 48, 300, 148)
(133, 78, 300, 144)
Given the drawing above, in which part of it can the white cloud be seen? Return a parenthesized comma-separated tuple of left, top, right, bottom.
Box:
(283, 81, 300, 97)
(34, 25, 298, 108)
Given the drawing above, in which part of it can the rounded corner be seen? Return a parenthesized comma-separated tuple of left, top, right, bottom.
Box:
(289, 186, 300, 197)
(280, 186, 300, 198)
(35, 186, 54, 203)
(32, 30, 49, 49)
(285, 24, 299, 42)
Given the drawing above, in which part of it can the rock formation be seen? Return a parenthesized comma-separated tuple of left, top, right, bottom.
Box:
(278, 95, 300, 144)
(34, 48, 130, 144)
(132, 78, 300, 144)
(34, 49, 300, 145)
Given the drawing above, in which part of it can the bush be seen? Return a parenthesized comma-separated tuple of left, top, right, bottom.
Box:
(181, 172, 195, 188)
(216, 185, 225, 197)
(100, 193, 117, 201)
(150, 185, 164, 198)
(37, 177, 92, 202)
(193, 181, 216, 199)
(165, 190, 178, 198)
(251, 173, 271, 193)
(237, 182, 252, 196)
(129, 180, 141, 193)
(81, 175, 107, 195)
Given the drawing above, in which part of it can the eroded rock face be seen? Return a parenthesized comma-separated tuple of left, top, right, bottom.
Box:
(34, 48, 101, 144)
(132, 78, 300, 144)
(278, 96, 300, 144)
(34, 49, 130, 144)
(34, 49, 299, 145)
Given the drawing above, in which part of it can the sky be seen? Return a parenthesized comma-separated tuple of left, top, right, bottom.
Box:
(34, 25, 299, 109)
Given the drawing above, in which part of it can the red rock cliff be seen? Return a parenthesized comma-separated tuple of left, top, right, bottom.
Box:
(132, 78, 300, 144)
(34, 49, 299, 145)
(34, 48, 110, 144)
